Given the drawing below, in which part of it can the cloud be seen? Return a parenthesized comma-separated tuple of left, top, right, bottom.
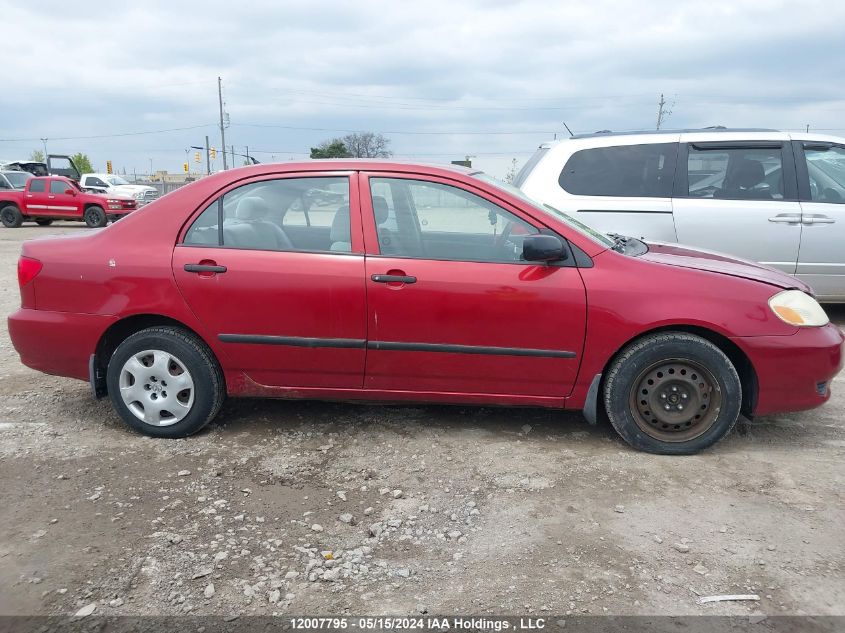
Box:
(3, 0, 845, 176)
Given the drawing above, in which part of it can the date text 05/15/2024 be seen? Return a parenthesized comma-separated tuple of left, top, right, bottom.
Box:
(288, 617, 547, 631)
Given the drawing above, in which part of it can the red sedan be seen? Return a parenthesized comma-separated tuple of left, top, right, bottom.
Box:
(8, 161, 843, 454)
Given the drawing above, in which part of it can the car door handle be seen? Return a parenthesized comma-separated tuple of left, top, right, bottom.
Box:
(802, 215, 836, 225)
(371, 274, 417, 284)
(184, 263, 227, 274)
(768, 213, 802, 224)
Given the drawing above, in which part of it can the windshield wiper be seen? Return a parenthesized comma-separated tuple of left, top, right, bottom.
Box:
(607, 232, 630, 253)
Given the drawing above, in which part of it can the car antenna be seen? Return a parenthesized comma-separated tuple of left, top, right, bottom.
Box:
(562, 121, 574, 137)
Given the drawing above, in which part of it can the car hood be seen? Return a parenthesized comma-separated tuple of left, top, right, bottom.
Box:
(641, 241, 811, 292)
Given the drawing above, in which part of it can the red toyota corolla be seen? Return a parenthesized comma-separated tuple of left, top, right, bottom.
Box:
(7, 161, 844, 453)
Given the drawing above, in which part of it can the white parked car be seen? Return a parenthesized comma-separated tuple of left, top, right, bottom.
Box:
(516, 128, 845, 302)
(80, 173, 158, 205)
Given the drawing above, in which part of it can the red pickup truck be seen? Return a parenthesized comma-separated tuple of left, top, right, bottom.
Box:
(0, 176, 137, 228)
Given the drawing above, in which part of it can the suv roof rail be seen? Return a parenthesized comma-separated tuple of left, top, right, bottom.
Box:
(570, 127, 779, 140)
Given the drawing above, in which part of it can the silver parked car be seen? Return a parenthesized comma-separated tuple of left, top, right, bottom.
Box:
(516, 128, 845, 302)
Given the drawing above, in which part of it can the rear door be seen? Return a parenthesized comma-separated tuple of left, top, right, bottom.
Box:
(23, 179, 50, 215)
(360, 172, 587, 399)
(171, 172, 368, 389)
(542, 139, 679, 242)
(793, 140, 845, 300)
(671, 136, 802, 274)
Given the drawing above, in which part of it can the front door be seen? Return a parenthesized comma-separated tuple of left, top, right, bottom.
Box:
(672, 138, 802, 274)
(47, 179, 82, 218)
(794, 141, 845, 300)
(361, 173, 587, 398)
(172, 173, 367, 389)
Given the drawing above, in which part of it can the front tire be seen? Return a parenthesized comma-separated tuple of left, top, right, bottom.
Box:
(106, 327, 225, 438)
(603, 332, 742, 455)
(1, 205, 23, 228)
(84, 205, 107, 228)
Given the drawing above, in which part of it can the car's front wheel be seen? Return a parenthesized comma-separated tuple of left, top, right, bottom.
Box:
(603, 332, 742, 455)
(84, 205, 107, 228)
(106, 327, 225, 438)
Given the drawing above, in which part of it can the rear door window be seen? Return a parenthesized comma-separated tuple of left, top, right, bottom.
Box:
(28, 179, 46, 193)
(559, 143, 677, 197)
(804, 145, 845, 203)
(687, 146, 784, 200)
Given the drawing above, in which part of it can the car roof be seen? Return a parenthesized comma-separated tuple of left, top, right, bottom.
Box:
(568, 126, 778, 140)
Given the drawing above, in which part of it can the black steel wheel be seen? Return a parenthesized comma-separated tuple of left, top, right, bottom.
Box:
(603, 332, 742, 454)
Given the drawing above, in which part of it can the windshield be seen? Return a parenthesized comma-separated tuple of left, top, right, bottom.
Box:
(4, 172, 32, 188)
(474, 172, 615, 248)
(106, 176, 130, 186)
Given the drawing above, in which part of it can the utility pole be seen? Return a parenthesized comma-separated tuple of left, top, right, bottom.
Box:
(245, 146, 250, 164)
(40, 137, 48, 158)
(656, 93, 671, 130)
(218, 77, 228, 170)
(205, 135, 211, 175)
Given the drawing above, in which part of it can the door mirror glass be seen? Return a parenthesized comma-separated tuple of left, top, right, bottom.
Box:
(522, 234, 566, 262)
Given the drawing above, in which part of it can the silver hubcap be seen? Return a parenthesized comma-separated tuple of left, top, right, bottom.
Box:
(118, 350, 194, 426)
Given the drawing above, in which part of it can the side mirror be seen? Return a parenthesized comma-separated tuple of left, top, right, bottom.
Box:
(65, 188, 77, 196)
(522, 234, 567, 262)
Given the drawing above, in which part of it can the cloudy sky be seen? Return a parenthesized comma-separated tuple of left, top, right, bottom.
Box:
(2, 0, 844, 178)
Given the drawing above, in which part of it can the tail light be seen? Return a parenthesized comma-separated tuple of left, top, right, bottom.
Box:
(18, 256, 42, 287)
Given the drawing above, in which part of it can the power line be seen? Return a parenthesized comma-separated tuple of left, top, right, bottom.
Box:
(0, 124, 216, 143)
(232, 123, 556, 135)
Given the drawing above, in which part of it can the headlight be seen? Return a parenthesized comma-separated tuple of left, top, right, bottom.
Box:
(768, 290, 829, 327)
(133, 191, 144, 199)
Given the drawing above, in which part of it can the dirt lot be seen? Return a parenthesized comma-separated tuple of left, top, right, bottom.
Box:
(0, 223, 843, 618)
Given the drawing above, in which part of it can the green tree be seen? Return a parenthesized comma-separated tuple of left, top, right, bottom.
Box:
(29, 150, 44, 162)
(70, 153, 95, 174)
(310, 139, 353, 159)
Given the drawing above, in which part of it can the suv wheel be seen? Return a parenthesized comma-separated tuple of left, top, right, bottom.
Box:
(106, 327, 225, 438)
(603, 332, 742, 454)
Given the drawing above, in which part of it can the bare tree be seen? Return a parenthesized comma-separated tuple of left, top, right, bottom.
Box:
(505, 158, 519, 184)
(342, 132, 392, 158)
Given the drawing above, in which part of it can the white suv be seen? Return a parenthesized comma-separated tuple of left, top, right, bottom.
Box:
(516, 128, 845, 302)
(80, 173, 159, 206)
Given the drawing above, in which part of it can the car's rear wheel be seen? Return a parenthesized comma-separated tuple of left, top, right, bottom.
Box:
(84, 205, 107, 228)
(35, 219, 53, 226)
(1, 205, 23, 228)
(106, 327, 225, 438)
(603, 332, 742, 455)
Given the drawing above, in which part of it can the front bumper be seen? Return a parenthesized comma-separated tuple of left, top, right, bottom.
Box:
(732, 323, 844, 416)
(8, 308, 117, 382)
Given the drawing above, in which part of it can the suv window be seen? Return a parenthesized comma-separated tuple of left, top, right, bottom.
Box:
(86, 177, 109, 188)
(49, 180, 70, 194)
(687, 146, 784, 200)
(28, 179, 46, 193)
(369, 177, 538, 263)
(559, 143, 677, 197)
(804, 144, 845, 203)
(183, 177, 351, 252)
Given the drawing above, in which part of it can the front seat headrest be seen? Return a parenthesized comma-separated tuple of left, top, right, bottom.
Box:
(236, 196, 271, 220)
(730, 159, 765, 190)
(372, 196, 389, 224)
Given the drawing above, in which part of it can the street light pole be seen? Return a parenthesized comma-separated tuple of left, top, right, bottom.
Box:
(40, 138, 48, 158)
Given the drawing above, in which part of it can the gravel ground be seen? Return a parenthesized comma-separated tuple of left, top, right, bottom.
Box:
(0, 223, 843, 617)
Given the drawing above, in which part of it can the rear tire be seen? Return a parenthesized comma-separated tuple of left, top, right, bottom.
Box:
(1, 205, 22, 228)
(35, 219, 53, 226)
(106, 327, 225, 438)
(603, 332, 742, 455)
(84, 205, 107, 228)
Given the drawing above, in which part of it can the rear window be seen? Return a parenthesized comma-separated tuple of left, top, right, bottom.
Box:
(559, 143, 677, 198)
(513, 147, 549, 187)
(28, 179, 46, 193)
